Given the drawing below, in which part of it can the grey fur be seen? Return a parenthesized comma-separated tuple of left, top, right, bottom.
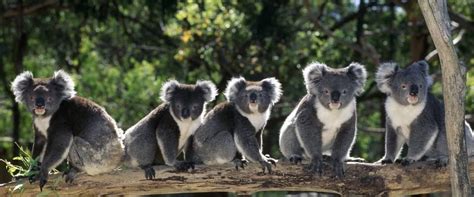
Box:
(193, 77, 282, 173)
(376, 60, 474, 166)
(123, 80, 217, 179)
(11, 70, 124, 190)
(279, 62, 367, 177)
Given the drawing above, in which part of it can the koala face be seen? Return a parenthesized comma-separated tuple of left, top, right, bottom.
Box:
(11, 70, 76, 117)
(376, 61, 432, 105)
(224, 77, 282, 114)
(160, 80, 217, 120)
(303, 62, 367, 110)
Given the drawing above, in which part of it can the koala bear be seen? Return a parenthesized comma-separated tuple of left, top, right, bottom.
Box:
(123, 80, 217, 180)
(11, 70, 124, 190)
(376, 60, 474, 166)
(279, 62, 367, 177)
(192, 77, 281, 173)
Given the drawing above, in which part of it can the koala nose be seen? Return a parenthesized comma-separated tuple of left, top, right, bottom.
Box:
(181, 108, 190, 119)
(35, 97, 45, 108)
(249, 93, 257, 103)
(409, 84, 418, 96)
(330, 91, 340, 103)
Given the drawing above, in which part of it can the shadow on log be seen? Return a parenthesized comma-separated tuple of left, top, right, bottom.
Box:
(1, 161, 473, 196)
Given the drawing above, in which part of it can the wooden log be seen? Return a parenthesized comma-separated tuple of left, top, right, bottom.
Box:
(418, 0, 471, 196)
(1, 162, 473, 196)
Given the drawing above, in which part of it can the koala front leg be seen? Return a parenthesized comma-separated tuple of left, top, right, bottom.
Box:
(156, 126, 193, 171)
(330, 115, 357, 178)
(403, 123, 438, 166)
(29, 130, 46, 183)
(38, 128, 73, 191)
(295, 109, 323, 175)
(380, 121, 404, 164)
(256, 129, 277, 164)
(234, 117, 274, 174)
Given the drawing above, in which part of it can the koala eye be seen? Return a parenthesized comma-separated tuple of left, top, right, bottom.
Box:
(258, 93, 263, 97)
(192, 105, 200, 110)
(342, 90, 347, 94)
(419, 84, 423, 88)
(401, 84, 407, 89)
(30, 96, 35, 101)
(46, 97, 52, 102)
(323, 89, 329, 95)
(176, 104, 181, 109)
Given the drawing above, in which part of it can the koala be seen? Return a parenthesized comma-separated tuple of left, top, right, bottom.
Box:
(123, 80, 217, 180)
(11, 70, 124, 190)
(192, 77, 281, 173)
(376, 60, 474, 166)
(279, 62, 367, 177)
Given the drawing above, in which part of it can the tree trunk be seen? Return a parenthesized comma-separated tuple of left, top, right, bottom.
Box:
(1, 162, 473, 196)
(418, 0, 471, 196)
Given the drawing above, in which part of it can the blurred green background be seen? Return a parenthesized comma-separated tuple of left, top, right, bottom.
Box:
(0, 0, 473, 183)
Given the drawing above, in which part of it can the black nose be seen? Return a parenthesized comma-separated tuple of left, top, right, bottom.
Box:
(35, 97, 45, 107)
(409, 84, 418, 96)
(330, 91, 340, 103)
(249, 93, 257, 102)
(181, 108, 190, 118)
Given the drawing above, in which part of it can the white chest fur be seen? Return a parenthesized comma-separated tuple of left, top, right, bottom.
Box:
(385, 97, 426, 140)
(34, 116, 52, 138)
(170, 109, 203, 149)
(237, 106, 270, 132)
(315, 99, 355, 149)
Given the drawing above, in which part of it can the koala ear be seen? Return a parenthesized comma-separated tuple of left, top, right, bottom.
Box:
(346, 62, 367, 95)
(51, 70, 76, 99)
(224, 77, 246, 102)
(416, 60, 433, 86)
(160, 80, 180, 102)
(303, 62, 327, 94)
(261, 77, 282, 104)
(376, 62, 399, 94)
(196, 80, 218, 102)
(11, 71, 34, 103)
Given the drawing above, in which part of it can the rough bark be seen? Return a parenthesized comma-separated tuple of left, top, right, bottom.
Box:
(1, 162, 473, 196)
(418, 0, 471, 196)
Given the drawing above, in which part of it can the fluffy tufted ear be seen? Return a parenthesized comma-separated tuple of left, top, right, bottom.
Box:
(346, 62, 367, 95)
(196, 80, 218, 102)
(376, 62, 399, 94)
(51, 70, 76, 99)
(160, 80, 180, 102)
(415, 60, 433, 87)
(303, 62, 327, 94)
(224, 77, 246, 102)
(261, 77, 282, 104)
(11, 71, 34, 103)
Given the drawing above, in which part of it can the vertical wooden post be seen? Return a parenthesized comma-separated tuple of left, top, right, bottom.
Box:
(418, 0, 471, 196)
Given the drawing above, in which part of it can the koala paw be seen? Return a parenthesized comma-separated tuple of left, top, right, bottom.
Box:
(332, 159, 345, 178)
(140, 165, 155, 180)
(289, 155, 303, 165)
(400, 158, 416, 166)
(434, 158, 448, 168)
(38, 170, 48, 192)
(305, 158, 323, 176)
(259, 160, 273, 174)
(264, 154, 278, 167)
(380, 159, 394, 164)
(233, 158, 248, 170)
(174, 161, 195, 172)
(62, 168, 78, 184)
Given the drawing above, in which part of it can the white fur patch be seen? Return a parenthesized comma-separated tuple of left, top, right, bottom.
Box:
(279, 108, 298, 140)
(236, 105, 270, 131)
(315, 99, 356, 152)
(34, 116, 52, 138)
(170, 108, 203, 150)
(385, 97, 426, 140)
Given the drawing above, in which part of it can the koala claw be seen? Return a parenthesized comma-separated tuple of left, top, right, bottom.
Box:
(174, 161, 195, 172)
(260, 161, 273, 174)
(264, 155, 278, 167)
(39, 175, 47, 192)
(140, 165, 155, 180)
(332, 160, 345, 178)
(289, 155, 303, 165)
(401, 158, 415, 166)
(434, 158, 448, 168)
(306, 158, 323, 176)
(233, 159, 248, 170)
(28, 174, 37, 184)
(62, 168, 78, 184)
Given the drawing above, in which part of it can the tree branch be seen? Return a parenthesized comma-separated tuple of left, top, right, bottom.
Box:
(1, 0, 59, 19)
